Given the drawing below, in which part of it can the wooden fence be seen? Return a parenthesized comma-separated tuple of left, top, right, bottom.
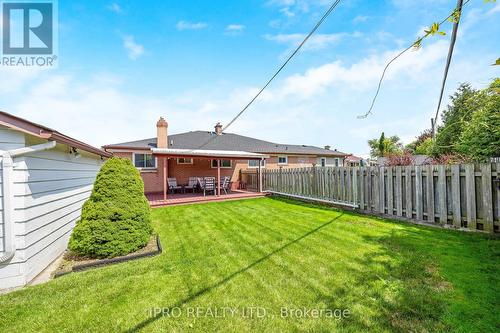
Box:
(253, 163, 500, 233)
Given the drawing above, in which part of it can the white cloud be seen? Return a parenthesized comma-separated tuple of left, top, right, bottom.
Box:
(122, 35, 144, 60)
(225, 24, 245, 35)
(352, 15, 369, 24)
(280, 7, 295, 17)
(107, 3, 122, 14)
(263, 40, 449, 101)
(487, 2, 500, 15)
(176, 21, 209, 31)
(265, 32, 362, 51)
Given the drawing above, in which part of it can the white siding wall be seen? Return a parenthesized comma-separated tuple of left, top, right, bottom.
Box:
(0, 129, 103, 288)
(0, 126, 26, 255)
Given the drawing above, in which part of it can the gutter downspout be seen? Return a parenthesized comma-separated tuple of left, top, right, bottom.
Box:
(0, 141, 57, 263)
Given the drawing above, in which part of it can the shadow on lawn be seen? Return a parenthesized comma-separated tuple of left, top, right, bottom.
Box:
(320, 228, 452, 332)
(126, 213, 344, 332)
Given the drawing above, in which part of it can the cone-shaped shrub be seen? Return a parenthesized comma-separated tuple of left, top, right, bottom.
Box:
(68, 157, 152, 258)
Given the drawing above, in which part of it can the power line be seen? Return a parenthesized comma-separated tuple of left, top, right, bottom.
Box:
(357, 0, 471, 119)
(194, 0, 342, 151)
(432, 0, 464, 138)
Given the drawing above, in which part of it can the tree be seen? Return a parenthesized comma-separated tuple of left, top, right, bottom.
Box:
(406, 129, 433, 154)
(69, 158, 152, 258)
(368, 132, 403, 158)
(456, 83, 500, 161)
(432, 83, 483, 156)
(415, 137, 434, 155)
(378, 132, 385, 156)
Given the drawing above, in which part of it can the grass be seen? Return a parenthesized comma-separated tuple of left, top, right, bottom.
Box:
(0, 197, 498, 332)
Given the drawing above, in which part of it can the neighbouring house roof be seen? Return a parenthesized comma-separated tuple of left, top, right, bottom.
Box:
(345, 155, 362, 163)
(103, 131, 347, 157)
(151, 148, 269, 160)
(0, 111, 112, 158)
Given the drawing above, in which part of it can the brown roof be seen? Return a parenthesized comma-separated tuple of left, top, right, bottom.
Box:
(0, 111, 112, 158)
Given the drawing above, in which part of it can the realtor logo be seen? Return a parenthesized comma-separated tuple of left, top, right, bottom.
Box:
(1, 0, 58, 67)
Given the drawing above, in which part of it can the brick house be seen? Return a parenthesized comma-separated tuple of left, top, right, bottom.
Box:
(103, 117, 347, 197)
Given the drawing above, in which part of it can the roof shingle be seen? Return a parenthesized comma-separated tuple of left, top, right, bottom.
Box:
(103, 131, 347, 157)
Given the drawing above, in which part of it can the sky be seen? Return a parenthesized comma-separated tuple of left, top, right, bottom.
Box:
(1, 0, 499, 157)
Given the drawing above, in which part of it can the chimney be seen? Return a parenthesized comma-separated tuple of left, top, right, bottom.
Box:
(156, 117, 168, 148)
(324, 145, 331, 150)
(214, 122, 223, 135)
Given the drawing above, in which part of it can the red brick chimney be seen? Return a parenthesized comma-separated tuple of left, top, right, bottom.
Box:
(156, 117, 168, 148)
(214, 122, 223, 135)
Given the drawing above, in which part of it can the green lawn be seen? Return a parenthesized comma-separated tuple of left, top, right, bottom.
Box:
(0, 197, 498, 332)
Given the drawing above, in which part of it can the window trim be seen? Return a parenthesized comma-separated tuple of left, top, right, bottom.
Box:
(277, 155, 288, 165)
(248, 159, 266, 169)
(211, 159, 232, 169)
(133, 153, 157, 170)
(177, 157, 193, 165)
(320, 157, 326, 167)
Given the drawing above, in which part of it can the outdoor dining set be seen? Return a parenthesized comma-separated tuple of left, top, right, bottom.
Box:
(167, 176, 231, 196)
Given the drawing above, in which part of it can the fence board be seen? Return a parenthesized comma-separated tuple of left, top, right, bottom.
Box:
(405, 166, 412, 218)
(451, 164, 461, 228)
(438, 165, 447, 225)
(465, 164, 477, 230)
(426, 165, 435, 223)
(415, 166, 423, 220)
(379, 167, 385, 214)
(387, 167, 394, 215)
(481, 163, 494, 232)
(395, 166, 403, 216)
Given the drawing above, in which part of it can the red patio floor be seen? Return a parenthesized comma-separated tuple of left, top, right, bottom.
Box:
(146, 190, 267, 207)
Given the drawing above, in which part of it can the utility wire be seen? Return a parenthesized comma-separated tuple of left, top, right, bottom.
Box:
(193, 0, 342, 151)
(432, 0, 464, 137)
(357, 0, 470, 119)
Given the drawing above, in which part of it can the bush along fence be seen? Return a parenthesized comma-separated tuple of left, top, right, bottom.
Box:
(252, 163, 500, 233)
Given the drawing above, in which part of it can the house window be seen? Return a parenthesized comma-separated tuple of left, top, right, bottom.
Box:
(334, 158, 339, 167)
(134, 153, 157, 169)
(248, 160, 266, 168)
(278, 156, 288, 165)
(177, 158, 193, 164)
(320, 157, 326, 167)
(211, 159, 232, 168)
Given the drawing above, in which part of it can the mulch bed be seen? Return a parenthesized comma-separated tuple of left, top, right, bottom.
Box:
(53, 235, 162, 278)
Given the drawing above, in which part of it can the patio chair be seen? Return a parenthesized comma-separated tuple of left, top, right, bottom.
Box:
(184, 177, 198, 193)
(203, 177, 216, 196)
(220, 176, 231, 195)
(197, 177, 205, 193)
(167, 178, 182, 194)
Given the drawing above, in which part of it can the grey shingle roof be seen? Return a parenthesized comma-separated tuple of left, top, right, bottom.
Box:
(103, 131, 347, 157)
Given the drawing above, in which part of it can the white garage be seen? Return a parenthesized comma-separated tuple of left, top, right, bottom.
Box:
(0, 111, 111, 289)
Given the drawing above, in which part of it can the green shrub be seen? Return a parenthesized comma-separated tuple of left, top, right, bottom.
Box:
(68, 157, 152, 258)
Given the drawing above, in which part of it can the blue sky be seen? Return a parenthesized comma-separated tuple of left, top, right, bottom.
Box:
(1, 0, 499, 156)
